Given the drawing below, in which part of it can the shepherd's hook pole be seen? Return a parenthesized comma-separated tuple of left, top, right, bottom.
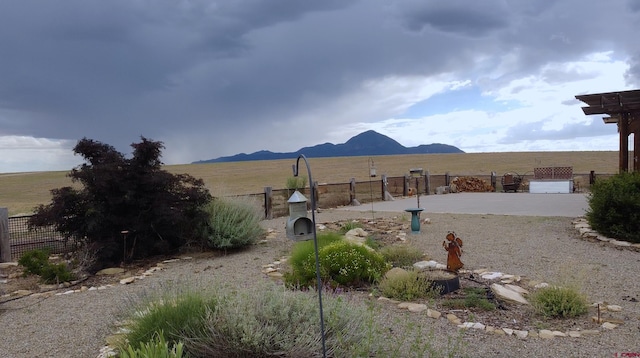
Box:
(292, 154, 327, 358)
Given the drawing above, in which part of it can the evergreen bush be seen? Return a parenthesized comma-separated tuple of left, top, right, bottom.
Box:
(18, 249, 50, 276)
(17, 249, 74, 284)
(586, 171, 640, 243)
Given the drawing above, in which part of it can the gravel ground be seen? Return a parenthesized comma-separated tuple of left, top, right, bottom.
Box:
(1, 209, 639, 358)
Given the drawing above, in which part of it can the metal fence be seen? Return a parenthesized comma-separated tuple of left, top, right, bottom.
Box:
(7, 215, 78, 260)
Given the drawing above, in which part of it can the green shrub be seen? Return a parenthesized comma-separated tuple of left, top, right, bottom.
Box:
(318, 241, 389, 286)
(120, 331, 185, 358)
(39, 262, 74, 284)
(530, 286, 588, 318)
(285, 232, 344, 287)
(123, 291, 217, 351)
(285, 233, 389, 287)
(378, 269, 439, 301)
(586, 171, 640, 243)
(202, 196, 265, 250)
(18, 249, 50, 276)
(379, 245, 425, 268)
(18, 249, 74, 284)
(122, 283, 375, 358)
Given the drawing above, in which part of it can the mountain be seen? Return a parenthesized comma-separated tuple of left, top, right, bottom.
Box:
(193, 130, 464, 163)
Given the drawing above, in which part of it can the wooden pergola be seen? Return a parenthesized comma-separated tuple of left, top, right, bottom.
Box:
(575, 89, 640, 172)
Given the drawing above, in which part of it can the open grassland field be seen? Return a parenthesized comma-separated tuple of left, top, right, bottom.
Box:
(1, 151, 621, 215)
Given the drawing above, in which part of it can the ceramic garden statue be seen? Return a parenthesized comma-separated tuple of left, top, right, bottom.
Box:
(443, 231, 464, 272)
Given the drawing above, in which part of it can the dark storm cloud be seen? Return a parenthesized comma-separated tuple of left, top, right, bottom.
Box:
(398, 0, 511, 36)
(0, 0, 638, 164)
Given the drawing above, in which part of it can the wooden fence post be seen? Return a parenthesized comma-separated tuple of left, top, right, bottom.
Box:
(312, 181, 319, 210)
(491, 172, 497, 192)
(445, 172, 450, 186)
(424, 171, 431, 195)
(403, 174, 410, 196)
(264, 187, 273, 220)
(590, 171, 596, 184)
(0, 208, 11, 262)
(349, 178, 360, 206)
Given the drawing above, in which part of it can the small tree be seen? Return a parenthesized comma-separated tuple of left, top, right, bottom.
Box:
(29, 137, 212, 271)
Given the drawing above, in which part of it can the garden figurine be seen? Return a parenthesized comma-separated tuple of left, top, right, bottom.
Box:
(443, 231, 463, 272)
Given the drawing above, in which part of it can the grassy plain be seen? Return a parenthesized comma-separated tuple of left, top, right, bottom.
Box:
(0, 151, 621, 215)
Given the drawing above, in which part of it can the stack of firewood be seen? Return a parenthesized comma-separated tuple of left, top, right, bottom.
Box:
(450, 176, 494, 192)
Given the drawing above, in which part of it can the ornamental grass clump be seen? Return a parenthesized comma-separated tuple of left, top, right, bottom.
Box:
(530, 285, 589, 318)
(379, 244, 426, 268)
(377, 269, 439, 301)
(122, 291, 217, 351)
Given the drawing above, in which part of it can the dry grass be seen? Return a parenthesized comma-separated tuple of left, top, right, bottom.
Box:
(0, 151, 621, 215)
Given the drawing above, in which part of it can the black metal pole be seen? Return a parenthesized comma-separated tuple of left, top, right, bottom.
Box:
(293, 154, 327, 358)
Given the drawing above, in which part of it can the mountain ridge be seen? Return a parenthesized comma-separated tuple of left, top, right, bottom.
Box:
(193, 130, 464, 163)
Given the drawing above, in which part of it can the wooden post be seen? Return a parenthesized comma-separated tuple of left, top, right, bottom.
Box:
(0, 208, 11, 262)
(312, 181, 319, 210)
(445, 172, 451, 186)
(590, 171, 596, 185)
(403, 174, 410, 196)
(349, 178, 360, 206)
(620, 112, 629, 172)
(381, 174, 389, 201)
(264, 187, 273, 220)
(491, 172, 497, 192)
(424, 171, 431, 195)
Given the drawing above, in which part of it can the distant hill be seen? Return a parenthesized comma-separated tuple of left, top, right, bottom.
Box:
(193, 130, 464, 163)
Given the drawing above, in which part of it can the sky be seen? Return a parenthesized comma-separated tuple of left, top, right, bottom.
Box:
(1, 0, 639, 173)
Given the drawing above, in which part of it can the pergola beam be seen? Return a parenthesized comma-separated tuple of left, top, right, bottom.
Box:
(575, 89, 640, 172)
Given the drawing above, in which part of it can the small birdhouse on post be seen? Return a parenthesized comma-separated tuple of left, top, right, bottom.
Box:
(286, 190, 314, 241)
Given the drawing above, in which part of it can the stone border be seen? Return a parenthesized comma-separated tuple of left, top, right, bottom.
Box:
(572, 217, 640, 252)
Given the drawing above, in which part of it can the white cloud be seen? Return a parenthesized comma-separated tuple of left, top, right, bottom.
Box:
(0, 136, 81, 173)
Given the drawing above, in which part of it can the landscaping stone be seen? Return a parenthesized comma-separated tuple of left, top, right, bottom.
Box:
(96, 268, 125, 276)
(539, 330, 555, 339)
(427, 309, 441, 319)
(490, 283, 529, 304)
(607, 304, 622, 312)
(119, 277, 135, 285)
(514, 330, 528, 339)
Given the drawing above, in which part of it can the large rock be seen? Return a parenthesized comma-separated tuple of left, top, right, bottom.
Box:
(491, 283, 529, 304)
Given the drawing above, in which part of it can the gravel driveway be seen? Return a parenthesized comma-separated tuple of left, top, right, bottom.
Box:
(1, 201, 638, 357)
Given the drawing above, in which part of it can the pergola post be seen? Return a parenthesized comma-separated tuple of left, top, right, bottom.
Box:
(620, 112, 629, 172)
(632, 117, 640, 172)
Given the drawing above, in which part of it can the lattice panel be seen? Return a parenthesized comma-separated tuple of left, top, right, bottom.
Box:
(534, 167, 573, 180)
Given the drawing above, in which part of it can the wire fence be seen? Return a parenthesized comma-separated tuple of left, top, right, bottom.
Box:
(7, 215, 80, 260)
